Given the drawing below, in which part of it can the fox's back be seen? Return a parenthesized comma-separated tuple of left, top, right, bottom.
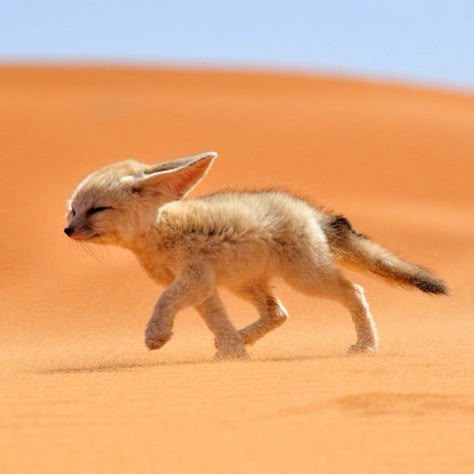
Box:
(165, 189, 326, 239)
(151, 190, 330, 284)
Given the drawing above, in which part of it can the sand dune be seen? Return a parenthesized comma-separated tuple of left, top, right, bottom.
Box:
(1, 66, 473, 473)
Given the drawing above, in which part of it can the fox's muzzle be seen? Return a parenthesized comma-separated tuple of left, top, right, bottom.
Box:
(64, 224, 100, 241)
(64, 225, 91, 239)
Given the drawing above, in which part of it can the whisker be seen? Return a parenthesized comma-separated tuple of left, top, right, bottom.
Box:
(72, 237, 109, 264)
(92, 243, 108, 264)
(104, 245, 112, 264)
(78, 241, 100, 262)
(85, 242, 105, 263)
(78, 241, 91, 258)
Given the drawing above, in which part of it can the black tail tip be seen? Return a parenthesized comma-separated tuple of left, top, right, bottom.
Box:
(411, 276, 449, 295)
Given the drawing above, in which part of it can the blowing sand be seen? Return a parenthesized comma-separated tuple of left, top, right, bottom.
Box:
(1, 66, 473, 473)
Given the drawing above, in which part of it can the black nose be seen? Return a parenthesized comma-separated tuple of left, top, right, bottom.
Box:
(64, 226, 74, 236)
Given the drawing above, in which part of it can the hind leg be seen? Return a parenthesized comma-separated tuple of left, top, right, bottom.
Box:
(234, 282, 289, 346)
(338, 281, 378, 353)
(195, 292, 248, 360)
(285, 265, 378, 353)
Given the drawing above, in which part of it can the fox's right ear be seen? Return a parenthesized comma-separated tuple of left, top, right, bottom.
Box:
(128, 151, 217, 199)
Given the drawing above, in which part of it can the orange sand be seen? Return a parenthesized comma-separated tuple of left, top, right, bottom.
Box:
(1, 66, 473, 473)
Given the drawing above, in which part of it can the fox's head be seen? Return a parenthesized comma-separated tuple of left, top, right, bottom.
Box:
(64, 151, 217, 247)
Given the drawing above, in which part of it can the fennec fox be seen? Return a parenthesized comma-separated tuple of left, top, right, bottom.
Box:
(65, 152, 447, 359)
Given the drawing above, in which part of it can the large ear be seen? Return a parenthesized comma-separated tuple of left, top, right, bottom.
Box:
(135, 151, 217, 199)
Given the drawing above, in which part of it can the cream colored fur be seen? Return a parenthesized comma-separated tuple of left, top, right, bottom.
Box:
(65, 151, 446, 359)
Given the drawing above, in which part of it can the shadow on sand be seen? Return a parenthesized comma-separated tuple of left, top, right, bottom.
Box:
(32, 352, 405, 375)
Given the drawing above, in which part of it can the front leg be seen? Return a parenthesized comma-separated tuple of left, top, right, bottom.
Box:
(145, 263, 213, 350)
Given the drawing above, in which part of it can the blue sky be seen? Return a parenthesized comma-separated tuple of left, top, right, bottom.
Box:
(1, 0, 473, 89)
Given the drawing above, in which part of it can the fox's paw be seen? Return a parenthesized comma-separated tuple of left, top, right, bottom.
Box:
(238, 330, 254, 346)
(214, 346, 250, 361)
(145, 335, 172, 351)
(145, 324, 173, 351)
(347, 343, 378, 355)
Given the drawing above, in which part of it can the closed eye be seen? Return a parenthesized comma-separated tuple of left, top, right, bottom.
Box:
(86, 206, 113, 217)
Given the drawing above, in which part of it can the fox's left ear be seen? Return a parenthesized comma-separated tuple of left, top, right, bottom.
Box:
(134, 151, 217, 199)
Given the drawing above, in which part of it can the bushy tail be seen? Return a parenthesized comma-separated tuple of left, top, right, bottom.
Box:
(323, 215, 448, 295)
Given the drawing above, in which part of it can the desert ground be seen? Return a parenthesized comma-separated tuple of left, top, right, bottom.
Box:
(1, 66, 473, 473)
